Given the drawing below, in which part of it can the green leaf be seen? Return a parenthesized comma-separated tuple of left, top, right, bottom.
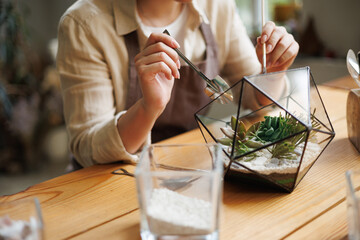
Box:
(220, 127, 234, 139)
(244, 140, 263, 148)
(271, 116, 278, 129)
(217, 137, 232, 146)
(265, 127, 274, 136)
(246, 121, 261, 137)
(238, 121, 246, 135)
(231, 116, 246, 137)
(231, 116, 237, 131)
(265, 116, 271, 128)
(270, 128, 282, 141)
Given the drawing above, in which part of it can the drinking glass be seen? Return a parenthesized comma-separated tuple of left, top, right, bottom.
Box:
(135, 143, 223, 240)
(346, 170, 360, 240)
(0, 197, 44, 240)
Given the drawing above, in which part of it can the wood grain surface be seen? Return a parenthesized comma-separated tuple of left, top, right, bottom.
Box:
(323, 75, 359, 90)
(1, 78, 358, 240)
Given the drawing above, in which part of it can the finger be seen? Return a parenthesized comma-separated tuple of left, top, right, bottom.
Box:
(268, 33, 294, 67)
(135, 42, 180, 69)
(145, 32, 180, 49)
(137, 62, 173, 81)
(255, 37, 264, 63)
(260, 21, 275, 44)
(255, 36, 272, 66)
(136, 51, 180, 79)
(273, 41, 299, 68)
(265, 26, 287, 54)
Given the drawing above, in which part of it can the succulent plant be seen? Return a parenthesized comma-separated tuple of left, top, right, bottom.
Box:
(218, 111, 320, 160)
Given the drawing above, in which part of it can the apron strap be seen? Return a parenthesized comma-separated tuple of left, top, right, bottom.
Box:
(199, 23, 219, 78)
(124, 31, 142, 110)
(123, 23, 220, 142)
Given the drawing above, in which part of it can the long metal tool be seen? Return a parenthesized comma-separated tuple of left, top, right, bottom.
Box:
(262, 0, 267, 74)
(163, 29, 233, 104)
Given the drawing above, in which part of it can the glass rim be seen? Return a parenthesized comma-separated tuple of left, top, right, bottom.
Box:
(136, 142, 223, 176)
(0, 197, 44, 230)
(346, 169, 360, 218)
(346, 170, 360, 193)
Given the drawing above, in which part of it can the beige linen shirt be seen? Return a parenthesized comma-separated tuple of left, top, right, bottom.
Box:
(56, 0, 262, 167)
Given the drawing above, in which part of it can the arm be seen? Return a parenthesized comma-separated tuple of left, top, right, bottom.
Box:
(57, 16, 180, 166)
(118, 33, 180, 153)
(254, 21, 299, 105)
(219, 1, 298, 108)
(256, 22, 299, 74)
(57, 15, 133, 167)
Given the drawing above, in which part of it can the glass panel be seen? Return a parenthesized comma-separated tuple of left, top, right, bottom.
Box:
(245, 67, 311, 127)
(295, 127, 335, 187)
(309, 73, 335, 133)
(195, 67, 334, 192)
(232, 132, 309, 191)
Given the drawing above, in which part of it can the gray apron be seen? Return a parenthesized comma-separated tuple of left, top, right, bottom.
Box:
(124, 22, 220, 142)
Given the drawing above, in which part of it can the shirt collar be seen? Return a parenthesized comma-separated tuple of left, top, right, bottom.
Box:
(113, 0, 208, 36)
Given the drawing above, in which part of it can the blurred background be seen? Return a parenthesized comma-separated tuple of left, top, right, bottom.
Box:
(0, 0, 359, 195)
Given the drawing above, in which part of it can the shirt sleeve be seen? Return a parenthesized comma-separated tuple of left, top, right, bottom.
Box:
(56, 15, 149, 167)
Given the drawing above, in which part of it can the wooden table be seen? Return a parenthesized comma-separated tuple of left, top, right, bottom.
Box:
(1, 76, 359, 240)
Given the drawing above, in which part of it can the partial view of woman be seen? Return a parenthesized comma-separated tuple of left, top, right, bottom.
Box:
(57, 0, 299, 169)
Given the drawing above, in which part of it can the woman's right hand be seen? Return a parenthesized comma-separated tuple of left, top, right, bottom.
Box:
(134, 33, 181, 117)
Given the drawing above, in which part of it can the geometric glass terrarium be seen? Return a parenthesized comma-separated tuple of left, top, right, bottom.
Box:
(195, 67, 335, 192)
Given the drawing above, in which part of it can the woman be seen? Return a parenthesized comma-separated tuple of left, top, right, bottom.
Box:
(57, 0, 299, 168)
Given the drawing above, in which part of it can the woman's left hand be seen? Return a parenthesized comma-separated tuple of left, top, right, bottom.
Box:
(255, 21, 299, 73)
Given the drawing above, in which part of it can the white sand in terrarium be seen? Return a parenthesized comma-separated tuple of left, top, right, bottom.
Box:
(228, 141, 321, 175)
(146, 188, 212, 235)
